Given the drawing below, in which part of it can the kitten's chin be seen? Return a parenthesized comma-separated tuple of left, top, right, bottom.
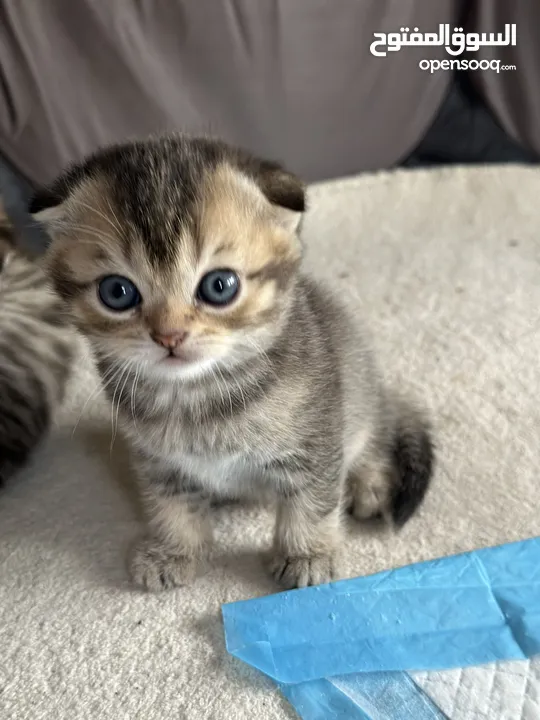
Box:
(147, 355, 219, 382)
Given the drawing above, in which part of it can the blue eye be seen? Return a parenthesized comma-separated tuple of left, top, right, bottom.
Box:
(98, 275, 141, 311)
(197, 269, 240, 306)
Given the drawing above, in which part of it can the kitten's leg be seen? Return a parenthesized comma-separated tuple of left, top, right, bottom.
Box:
(348, 454, 394, 521)
(269, 466, 344, 589)
(128, 462, 212, 592)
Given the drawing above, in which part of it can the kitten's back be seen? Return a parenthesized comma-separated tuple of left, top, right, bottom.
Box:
(0, 211, 74, 485)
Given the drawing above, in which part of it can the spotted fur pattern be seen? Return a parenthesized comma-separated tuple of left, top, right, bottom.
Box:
(32, 134, 434, 590)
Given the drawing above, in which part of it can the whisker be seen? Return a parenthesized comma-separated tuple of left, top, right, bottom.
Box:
(109, 360, 132, 455)
(208, 366, 227, 420)
(72, 199, 125, 239)
(114, 364, 132, 450)
(104, 197, 125, 238)
(64, 223, 118, 246)
(244, 337, 278, 382)
(214, 363, 234, 416)
(231, 373, 247, 412)
(130, 364, 142, 431)
(71, 362, 124, 437)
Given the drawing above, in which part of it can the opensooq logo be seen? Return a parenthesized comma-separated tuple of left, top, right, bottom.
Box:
(370, 23, 516, 58)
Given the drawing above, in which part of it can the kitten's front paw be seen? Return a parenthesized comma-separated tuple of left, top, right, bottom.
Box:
(128, 536, 198, 592)
(268, 552, 337, 589)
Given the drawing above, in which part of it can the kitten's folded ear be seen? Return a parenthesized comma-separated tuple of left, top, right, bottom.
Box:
(254, 161, 306, 213)
(246, 159, 306, 235)
(28, 187, 68, 231)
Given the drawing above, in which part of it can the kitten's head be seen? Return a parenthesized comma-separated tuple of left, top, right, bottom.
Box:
(31, 135, 305, 380)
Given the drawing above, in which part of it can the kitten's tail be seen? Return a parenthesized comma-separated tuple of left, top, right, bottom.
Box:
(389, 398, 435, 526)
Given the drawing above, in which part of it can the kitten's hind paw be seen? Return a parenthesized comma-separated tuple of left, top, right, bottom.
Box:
(268, 552, 337, 589)
(128, 535, 198, 592)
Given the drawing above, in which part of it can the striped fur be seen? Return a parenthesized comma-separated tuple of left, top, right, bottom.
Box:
(0, 211, 74, 485)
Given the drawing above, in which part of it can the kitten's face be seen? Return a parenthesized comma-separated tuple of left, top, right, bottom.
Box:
(36, 137, 305, 381)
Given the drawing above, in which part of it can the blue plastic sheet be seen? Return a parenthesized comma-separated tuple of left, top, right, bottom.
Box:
(280, 673, 446, 720)
(223, 537, 540, 684)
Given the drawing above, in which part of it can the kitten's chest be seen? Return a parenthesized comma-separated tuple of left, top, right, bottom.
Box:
(118, 374, 295, 495)
(127, 377, 284, 453)
(172, 447, 258, 496)
(126, 415, 262, 496)
(135, 404, 257, 455)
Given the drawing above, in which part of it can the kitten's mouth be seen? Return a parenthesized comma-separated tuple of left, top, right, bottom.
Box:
(160, 349, 201, 366)
(161, 353, 189, 365)
(161, 356, 182, 364)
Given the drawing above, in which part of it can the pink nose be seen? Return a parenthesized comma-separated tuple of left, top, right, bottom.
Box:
(151, 330, 188, 350)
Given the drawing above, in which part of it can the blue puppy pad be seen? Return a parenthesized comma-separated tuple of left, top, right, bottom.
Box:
(222, 537, 540, 685)
(280, 672, 446, 720)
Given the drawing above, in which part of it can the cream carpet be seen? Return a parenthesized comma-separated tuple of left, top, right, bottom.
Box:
(1, 165, 539, 719)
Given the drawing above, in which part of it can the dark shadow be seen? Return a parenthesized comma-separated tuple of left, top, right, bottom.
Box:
(401, 73, 539, 169)
(345, 510, 393, 540)
(0, 422, 140, 591)
(81, 425, 144, 521)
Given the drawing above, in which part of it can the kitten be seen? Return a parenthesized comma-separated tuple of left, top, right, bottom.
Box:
(31, 134, 434, 590)
(0, 210, 74, 486)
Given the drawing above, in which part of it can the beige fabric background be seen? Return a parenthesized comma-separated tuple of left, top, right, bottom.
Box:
(0, 165, 539, 719)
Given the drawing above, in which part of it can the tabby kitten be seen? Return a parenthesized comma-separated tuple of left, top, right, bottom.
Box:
(0, 211, 74, 486)
(31, 134, 434, 590)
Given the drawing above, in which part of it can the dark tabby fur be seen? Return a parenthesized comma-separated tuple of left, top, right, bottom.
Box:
(31, 134, 434, 590)
(0, 211, 74, 485)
